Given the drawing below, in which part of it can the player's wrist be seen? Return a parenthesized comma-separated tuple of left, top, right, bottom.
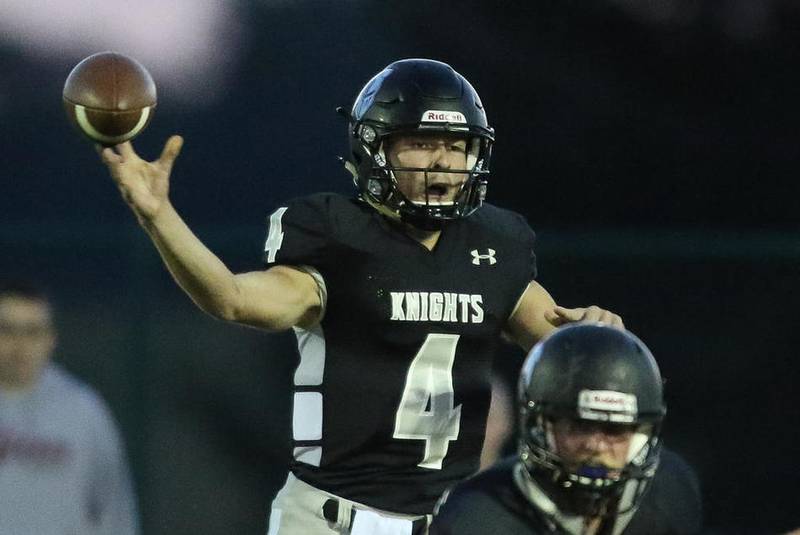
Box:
(138, 200, 176, 232)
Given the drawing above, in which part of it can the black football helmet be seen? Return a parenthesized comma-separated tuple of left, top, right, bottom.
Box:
(518, 323, 666, 518)
(340, 58, 495, 230)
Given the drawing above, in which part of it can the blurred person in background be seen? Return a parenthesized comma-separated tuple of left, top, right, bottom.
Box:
(431, 323, 702, 535)
(99, 58, 622, 534)
(0, 280, 139, 535)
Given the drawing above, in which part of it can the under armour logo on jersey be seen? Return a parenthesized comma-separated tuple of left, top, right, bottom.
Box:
(471, 249, 497, 265)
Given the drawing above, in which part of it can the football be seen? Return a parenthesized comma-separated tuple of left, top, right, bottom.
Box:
(63, 52, 157, 146)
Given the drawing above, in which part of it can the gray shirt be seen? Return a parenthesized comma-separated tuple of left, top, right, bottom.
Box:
(0, 364, 139, 535)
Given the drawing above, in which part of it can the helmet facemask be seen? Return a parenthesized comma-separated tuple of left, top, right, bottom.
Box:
(350, 125, 491, 230)
(518, 402, 663, 518)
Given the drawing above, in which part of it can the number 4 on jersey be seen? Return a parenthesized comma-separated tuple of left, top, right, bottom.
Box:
(393, 333, 462, 470)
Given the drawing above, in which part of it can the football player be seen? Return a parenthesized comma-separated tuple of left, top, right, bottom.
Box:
(430, 323, 702, 535)
(99, 58, 622, 534)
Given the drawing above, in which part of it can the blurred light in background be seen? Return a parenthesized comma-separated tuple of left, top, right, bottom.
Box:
(0, 0, 247, 105)
(607, 0, 793, 39)
(607, 0, 701, 26)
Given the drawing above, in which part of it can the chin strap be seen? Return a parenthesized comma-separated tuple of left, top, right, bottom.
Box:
(340, 157, 358, 182)
(360, 194, 402, 223)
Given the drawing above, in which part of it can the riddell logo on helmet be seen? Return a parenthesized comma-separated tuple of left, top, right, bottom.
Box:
(421, 110, 466, 124)
(578, 390, 637, 420)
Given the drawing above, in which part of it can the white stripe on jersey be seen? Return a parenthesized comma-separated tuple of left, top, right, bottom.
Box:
(291, 323, 327, 467)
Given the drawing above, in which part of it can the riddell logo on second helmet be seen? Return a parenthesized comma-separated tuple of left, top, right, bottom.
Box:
(421, 110, 466, 123)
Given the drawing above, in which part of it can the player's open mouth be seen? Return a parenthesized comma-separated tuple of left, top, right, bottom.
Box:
(426, 183, 450, 197)
(421, 183, 458, 205)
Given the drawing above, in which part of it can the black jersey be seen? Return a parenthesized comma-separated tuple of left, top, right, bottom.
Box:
(263, 193, 536, 514)
(430, 449, 702, 535)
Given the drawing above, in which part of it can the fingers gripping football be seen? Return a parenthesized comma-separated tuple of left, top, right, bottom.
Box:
(545, 305, 624, 329)
(100, 135, 183, 223)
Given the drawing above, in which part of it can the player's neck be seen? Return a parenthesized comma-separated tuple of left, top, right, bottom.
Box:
(403, 224, 441, 250)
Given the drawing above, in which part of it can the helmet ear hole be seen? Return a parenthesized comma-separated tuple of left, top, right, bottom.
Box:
(367, 179, 386, 199)
(359, 124, 378, 144)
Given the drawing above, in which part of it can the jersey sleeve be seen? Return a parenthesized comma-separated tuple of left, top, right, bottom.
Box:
(626, 448, 703, 535)
(513, 212, 538, 281)
(431, 487, 531, 535)
(261, 195, 333, 268)
(431, 489, 493, 535)
(431, 462, 538, 535)
(656, 449, 703, 534)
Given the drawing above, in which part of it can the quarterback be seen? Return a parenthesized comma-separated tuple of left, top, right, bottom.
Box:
(100, 58, 622, 534)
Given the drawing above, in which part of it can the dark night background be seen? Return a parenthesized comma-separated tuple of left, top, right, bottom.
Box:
(1, 1, 798, 533)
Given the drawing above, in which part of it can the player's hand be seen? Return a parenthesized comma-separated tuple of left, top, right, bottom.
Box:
(544, 305, 624, 329)
(99, 135, 183, 225)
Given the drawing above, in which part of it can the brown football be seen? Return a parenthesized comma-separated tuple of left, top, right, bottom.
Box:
(63, 52, 157, 146)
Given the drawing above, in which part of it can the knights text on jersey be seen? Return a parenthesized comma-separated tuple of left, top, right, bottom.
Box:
(262, 193, 537, 514)
(430, 450, 702, 535)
